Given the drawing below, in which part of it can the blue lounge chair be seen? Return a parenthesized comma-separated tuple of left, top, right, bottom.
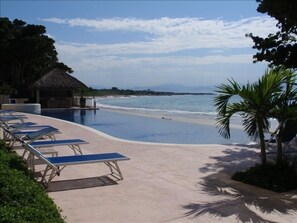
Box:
(0, 115, 26, 123)
(30, 139, 89, 155)
(3, 126, 60, 147)
(0, 110, 15, 115)
(8, 122, 52, 130)
(0, 121, 38, 134)
(15, 126, 58, 140)
(21, 140, 130, 187)
(7, 122, 37, 128)
(6, 127, 86, 157)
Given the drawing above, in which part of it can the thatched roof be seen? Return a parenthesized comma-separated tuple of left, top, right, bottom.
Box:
(30, 68, 87, 90)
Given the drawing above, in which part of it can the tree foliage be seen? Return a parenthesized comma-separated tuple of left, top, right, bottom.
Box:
(248, 0, 297, 68)
(0, 17, 72, 94)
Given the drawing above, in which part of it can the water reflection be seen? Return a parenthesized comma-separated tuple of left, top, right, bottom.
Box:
(42, 109, 76, 122)
(80, 110, 86, 125)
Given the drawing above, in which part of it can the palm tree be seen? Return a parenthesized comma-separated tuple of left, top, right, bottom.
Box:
(214, 68, 296, 165)
(269, 68, 297, 163)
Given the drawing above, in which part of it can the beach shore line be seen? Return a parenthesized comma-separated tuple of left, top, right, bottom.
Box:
(12, 111, 297, 223)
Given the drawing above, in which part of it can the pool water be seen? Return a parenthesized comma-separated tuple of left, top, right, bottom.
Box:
(41, 109, 251, 144)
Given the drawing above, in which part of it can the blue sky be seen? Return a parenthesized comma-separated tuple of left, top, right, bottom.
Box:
(1, 1, 278, 91)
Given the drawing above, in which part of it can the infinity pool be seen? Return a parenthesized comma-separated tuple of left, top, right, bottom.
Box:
(41, 108, 251, 144)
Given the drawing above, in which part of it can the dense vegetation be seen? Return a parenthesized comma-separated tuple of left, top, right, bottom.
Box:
(0, 141, 64, 222)
(232, 158, 297, 192)
(0, 17, 72, 96)
(77, 87, 213, 97)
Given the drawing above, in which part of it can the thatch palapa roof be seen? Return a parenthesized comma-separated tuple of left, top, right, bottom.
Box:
(30, 68, 87, 90)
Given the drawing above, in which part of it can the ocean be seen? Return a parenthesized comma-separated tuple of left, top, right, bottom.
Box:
(41, 95, 253, 144)
(98, 94, 216, 115)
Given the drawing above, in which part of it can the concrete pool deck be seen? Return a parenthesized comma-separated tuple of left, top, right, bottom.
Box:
(12, 112, 297, 222)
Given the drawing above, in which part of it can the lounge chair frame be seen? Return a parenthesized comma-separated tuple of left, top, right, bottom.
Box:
(42, 154, 126, 186)
(3, 126, 59, 147)
(22, 141, 130, 187)
(30, 139, 88, 155)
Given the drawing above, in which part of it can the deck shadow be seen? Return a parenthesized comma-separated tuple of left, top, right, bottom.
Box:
(182, 144, 297, 222)
(46, 175, 118, 192)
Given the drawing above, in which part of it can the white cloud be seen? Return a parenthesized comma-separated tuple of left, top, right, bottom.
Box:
(44, 16, 277, 87)
(43, 17, 66, 24)
(43, 16, 276, 37)
(48, 16, 277, 56)
(56, 41, 254, 73)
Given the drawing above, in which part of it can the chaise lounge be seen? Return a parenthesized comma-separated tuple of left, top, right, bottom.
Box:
(21, 140, 130, 187)
(30, 138, 88, 155)
(3, 126, 60, 147)
(4, 126, 87, 156)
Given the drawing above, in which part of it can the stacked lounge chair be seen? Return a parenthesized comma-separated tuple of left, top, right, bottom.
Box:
(30, 138, 88, 155)
(0, 110, 130, 187)
(3, 125, 60, 147)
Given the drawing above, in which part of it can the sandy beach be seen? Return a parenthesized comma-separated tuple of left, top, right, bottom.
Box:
(12, 112, 297, 223)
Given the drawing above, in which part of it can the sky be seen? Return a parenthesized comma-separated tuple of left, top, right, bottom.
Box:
(1, 1, 278, 91)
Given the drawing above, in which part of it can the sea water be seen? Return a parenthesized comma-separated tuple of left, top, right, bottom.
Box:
(98, 94, 216, 115)
(41, 95, 252, 144)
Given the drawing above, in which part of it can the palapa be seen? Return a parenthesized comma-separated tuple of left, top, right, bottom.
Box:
(30, 68, 87, 108)
(30, 68, 87, 89)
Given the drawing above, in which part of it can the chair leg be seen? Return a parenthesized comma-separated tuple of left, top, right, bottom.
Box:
(41, 165, 59, 188)
(105, 161, 124, 180)
(68, 144, 82, 155)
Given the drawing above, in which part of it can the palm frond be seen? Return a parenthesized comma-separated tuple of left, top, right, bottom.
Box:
(214, 79, 242, 115)
(216, 103, 247, 139)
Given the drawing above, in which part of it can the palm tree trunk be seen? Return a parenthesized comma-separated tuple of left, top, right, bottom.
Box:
(259, 137, 267, 165)
(276, 128, 283, 164)
(258, 122, 267, 165)
(276, 139, 283, 164)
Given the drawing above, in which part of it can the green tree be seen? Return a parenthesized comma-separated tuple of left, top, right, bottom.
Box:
(214, 68, 295, 165)
(0, 17, 72, 94)
(247, 0, 297, 68)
